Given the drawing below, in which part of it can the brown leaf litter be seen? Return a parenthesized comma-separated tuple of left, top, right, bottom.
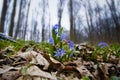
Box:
(0, 43, 120, 80)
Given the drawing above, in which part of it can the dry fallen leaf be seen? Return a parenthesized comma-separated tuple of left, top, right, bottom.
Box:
(76, 66, 95, 79)
(0, 65, 14, 74)
(2, 70, 21, 80)
(36, 53, 49, 70)
(0, 65, 21, 74)
(93, 63, 109, 80)
(18, 51, 49, 70)
(26, 65, 57, 80)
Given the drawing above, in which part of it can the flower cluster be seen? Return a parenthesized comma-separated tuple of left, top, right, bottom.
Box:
(48, 24, 75, 61)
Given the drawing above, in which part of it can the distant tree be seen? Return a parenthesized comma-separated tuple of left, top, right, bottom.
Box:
(9, 0, 17, 37)
(14, 0, 27, 39)
(30, 17, 38, 41)
(73, 0, 81, 43)
(102, 5, 112, 42)
(41, 0, 46, 42)
(68, 0, 81, 42)
(14, 0, 23, 39)
(0, 0, 8, 33)
(69, 0, 74, 42)
(106, 0, 120, 43)
(86, 0, 95, 43)
(57, 0, 65, 27)
(75, 16, 84, 43)
(94, 2, 103, 42)
(23, 0, 31, 40)
(41, 0, 49, 41)
(48, 8, 51, 38)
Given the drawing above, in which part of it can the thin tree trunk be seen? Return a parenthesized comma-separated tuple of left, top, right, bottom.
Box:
(23, 0, 31, 40)
(58, 15, 62, 28)
(0, 0, 8, 33)
(41, 0, 46, 42)
(69, 0, 74, 42)
(58, 9, 62, 28)
(14, 0, 22, 39)
(58, 0, 65, 28)
(48, 13, 51, 38)
(9, 0, 17, 37)
(106, 0, 120, 43)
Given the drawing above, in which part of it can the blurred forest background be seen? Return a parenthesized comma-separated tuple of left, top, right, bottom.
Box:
(0, 0, 120, 44)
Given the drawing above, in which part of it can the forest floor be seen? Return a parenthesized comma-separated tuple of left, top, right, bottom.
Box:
(0, 40, 120, 80)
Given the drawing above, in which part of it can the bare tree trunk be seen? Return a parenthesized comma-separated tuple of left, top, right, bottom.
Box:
(33, 21, 37, 41)
(0, 0, 8, 33)
(57, 0, 65, 28)
(69, 0, 74, 42)
(106, 0, 120, 43)
(41, 0, 46, 42)
(58, 8, 62, 28)
(14, 0, 22, 39)
(23, 0, 31, 40)
(83, 0, 95, 43)
(9, 0, 17, 37)
(58, 15, 62, 28)
(84, 5, 91, 41)
(48, 10, 51, 38)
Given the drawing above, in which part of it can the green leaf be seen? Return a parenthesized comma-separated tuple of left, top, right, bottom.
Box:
(56, 27, 63, 44)
(49, 46, 54, 57)
(81, 76, 90, 80)
(58, 27, 63, 36)
(110, 76, 120, 80)
(52, 29, 57, 45)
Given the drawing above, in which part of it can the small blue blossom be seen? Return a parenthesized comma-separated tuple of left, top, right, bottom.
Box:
(54, 48, 65, 57)
(68, 40, 74, 50)
(52, 24, 59, 30)
(49, 38, 54, 45)
(52, 24, 60, 34)
(98, 42, 108, 48)
(60, 34, 66, 40)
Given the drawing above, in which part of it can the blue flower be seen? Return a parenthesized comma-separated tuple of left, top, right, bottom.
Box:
(60, 34, 66, 40)
(68, 40, 74, 50)
(49, 38, 54, 45)
(52, 24, 59, 30)
(52, 24, 60, 34)
(98, 42, 108, 48)
(54, 48, 65, 57)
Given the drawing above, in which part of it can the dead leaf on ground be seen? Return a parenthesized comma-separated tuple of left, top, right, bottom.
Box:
(26, 65, 57, 80)
(18, 51, 49, 70)
(1, 70, 21, 80)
